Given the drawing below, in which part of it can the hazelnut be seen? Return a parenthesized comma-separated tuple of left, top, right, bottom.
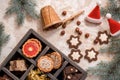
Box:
(75, 27, 80, 32)
(85, 33, 89, 38)
(78, 31, 82, 35)
(94, 39, 99, 44)
(62, 11, 67, 16)
(60, 30, 65, 36)
(76, 21, 81, 26)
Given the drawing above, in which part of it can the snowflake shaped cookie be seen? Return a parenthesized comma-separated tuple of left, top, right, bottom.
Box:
(84, 48, 99, 63)
(67, 35, 81, 49)
(95, 31, 110, 45)
(68, 49, 83, 63)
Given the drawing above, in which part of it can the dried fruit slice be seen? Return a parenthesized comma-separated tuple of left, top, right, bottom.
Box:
(37, 56, 54, 72)
(28, 38, 42, 48)
(22, 39, 42, 58)
(47, 52, 62, 69)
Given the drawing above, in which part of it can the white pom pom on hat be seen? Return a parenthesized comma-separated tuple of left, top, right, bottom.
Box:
(97, 1, 101, 6)
(106, 13, 111, 19)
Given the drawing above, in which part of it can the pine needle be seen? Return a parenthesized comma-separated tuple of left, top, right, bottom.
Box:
(0, 23, 9, 55)
(88, 36, 120, 80)
(101, 0, 120, 20)
(6, 0, 39, 26)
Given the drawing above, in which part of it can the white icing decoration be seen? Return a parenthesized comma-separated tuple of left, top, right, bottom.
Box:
(70, 37, 79, 46)
(99, 33, 108, 42)
(71, 68, 73, 71)
(67, 75, 71, 79)
(87, 50, 96, 59)
(28, 47, 33, 51)
(40, 59, 51, 69)
(75, 69, 78, 72)
(71, 52, 80, 60)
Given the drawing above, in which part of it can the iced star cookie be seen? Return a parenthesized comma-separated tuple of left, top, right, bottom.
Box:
(68, 49, 83, 63)
(84, 48, 99, 63)
(67, 35, 81, 49)
(94, 31, 110, 45)
(37, 56, 54, 72)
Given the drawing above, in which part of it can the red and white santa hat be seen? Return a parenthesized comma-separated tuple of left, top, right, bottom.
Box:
(106, 13, 120, 36)
(86, 1, 102, 24)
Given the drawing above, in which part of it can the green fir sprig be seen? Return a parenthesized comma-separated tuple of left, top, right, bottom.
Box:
(88, 36, 120, 80)
(101, 0, 120, 21)
(6, 0, 39, 25)
(0, 23, 9, 55)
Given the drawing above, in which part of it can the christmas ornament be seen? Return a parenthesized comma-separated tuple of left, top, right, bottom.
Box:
(6, 0, 38, 25)
(85, 1, 102, 24)
(106, 13, 120, 36)
(41, 5, 62, 30)
(41, 5, 84, 30)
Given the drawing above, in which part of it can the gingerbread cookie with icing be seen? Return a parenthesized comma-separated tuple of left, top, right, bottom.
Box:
(67, 35, 81, 49)
(68, 49, 83, 63)
(84, 48, 99, 63)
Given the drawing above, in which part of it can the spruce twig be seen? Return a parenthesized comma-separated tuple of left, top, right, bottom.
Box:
(88, 36, 120, 80)
(0, 23, 9, 55)
(101, 0, 120, 21)
(6, 0, 39, 25)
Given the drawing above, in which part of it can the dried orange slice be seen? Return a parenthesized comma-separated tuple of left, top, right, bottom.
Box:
(22, 38, 42, 58)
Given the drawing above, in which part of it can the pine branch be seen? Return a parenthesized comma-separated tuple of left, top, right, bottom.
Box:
(100, 36, 120, 53)
(88, 36, 120, 80)
(0, 23, 9, 55)
(6, 0, 39, 26)
(101, 0, 120, 21)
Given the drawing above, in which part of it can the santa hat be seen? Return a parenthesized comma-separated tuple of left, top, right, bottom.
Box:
(86, 1, 102, 24)
(106, 13, 120, 36)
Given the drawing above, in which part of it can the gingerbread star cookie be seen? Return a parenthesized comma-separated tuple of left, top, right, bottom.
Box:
(95, 31, 110, 45)
(67, 35, 81, 49)
(68, 49, 83, 63)
(84, 48, 99, 63)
